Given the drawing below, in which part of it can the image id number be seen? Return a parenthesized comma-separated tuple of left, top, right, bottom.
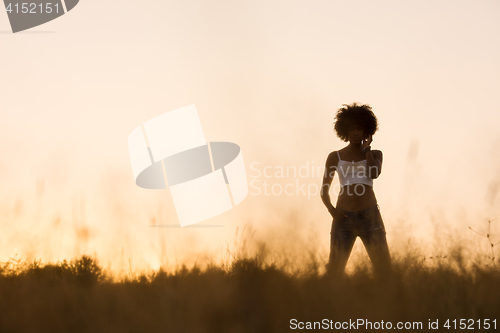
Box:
(6, 3, 60, 14)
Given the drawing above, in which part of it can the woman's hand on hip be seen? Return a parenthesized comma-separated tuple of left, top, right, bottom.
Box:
(330, 208, 348, 221)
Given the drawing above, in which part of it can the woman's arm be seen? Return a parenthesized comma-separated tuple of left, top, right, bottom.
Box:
(366, 149, 383, 179)
(321, 152, 346, 219)
(321, 152, 336, 213)
(362, 135, 382, 179)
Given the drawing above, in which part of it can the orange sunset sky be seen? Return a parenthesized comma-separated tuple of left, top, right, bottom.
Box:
(1, 0, 499, 276)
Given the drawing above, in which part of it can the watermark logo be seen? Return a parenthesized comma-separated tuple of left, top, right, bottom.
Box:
(128, 105, 248, 227)
(3, 0, 79, 33)
(249, 160, 379, 199)
(249, 161, 325, 200)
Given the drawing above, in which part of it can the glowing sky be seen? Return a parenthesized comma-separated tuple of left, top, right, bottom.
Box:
(1, 0, 499, 276)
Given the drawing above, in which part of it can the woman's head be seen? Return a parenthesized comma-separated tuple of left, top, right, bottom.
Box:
(333, 103, 379, 142)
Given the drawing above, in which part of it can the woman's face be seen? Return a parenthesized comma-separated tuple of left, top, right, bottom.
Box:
(347, 123, 365, 143)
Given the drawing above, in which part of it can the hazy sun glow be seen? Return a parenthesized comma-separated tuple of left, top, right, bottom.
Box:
(1, 0, 499, 278)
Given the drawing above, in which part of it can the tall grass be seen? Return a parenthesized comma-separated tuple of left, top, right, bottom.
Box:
(0, 241, 498, 333)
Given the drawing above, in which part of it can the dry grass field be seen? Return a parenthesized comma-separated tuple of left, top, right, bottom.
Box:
(0, 240, 498, 333)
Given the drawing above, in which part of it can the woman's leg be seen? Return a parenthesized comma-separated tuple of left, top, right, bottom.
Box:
(358, 206, 392, 276)
(327, 214, 357, 277)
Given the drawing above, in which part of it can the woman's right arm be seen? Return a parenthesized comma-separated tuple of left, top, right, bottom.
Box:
(321, 152, 347, 220)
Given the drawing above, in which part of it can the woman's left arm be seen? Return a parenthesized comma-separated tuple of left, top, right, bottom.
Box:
(362, 135, 382, 179)
(366, 150, 382, 179)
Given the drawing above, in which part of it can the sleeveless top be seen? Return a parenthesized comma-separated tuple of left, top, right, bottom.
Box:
(336, 151, 373, 187)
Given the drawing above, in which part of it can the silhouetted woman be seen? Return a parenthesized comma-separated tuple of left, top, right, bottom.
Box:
(321, 103, 391, 277)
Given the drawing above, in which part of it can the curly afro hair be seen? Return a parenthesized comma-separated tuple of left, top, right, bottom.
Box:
(333, 103, 379, 142)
